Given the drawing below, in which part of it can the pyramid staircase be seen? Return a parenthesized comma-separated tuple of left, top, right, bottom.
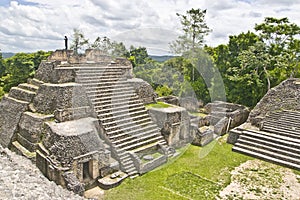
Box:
(232, 110, 300, 170)
(71, 63, 167, 177)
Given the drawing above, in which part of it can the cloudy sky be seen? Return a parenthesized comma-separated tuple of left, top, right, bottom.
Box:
(0, 0, 299, 55)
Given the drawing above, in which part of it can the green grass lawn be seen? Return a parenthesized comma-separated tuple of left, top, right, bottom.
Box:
(104, 137, 252, 200)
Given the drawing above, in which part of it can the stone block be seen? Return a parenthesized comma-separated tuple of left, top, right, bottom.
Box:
(33, 83, 90, 114)
(214, 117, 229, 136)
(157, 95, 179, 106)
(149, 106, 191, 148)
(42, 117, 105, 165)
(179, 97, 199, 112)
(62, 171, 85, 196)
(18, 112, 53, 143)
(192, 126, 214, 146)
(0, 96, 29, 147)
(127, 78, 157, 104)
(8, 87, 36, 103)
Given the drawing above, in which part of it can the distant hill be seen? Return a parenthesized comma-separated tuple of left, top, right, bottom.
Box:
(150, 55, 175, 62)
(2, 52, 15, 58)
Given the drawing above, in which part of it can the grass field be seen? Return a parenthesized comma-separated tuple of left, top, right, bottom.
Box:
(104, 136, 252, 200)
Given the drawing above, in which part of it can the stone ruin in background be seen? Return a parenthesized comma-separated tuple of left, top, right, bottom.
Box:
(228, 78, 300, 171)
(0, 49, 250, 195)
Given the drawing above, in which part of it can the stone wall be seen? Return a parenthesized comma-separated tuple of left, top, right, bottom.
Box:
(149, 106, 191, 148)
(0, 96, 29, 147)
(32, 83, 90, 115)
(127, 78, 157, 104)
(42, 118, 105, 166)
(35, 61, 76, 84)
(248, 78, 300, 126)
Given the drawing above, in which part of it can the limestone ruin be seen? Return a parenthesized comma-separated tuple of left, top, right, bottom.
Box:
(0, 49, 193, 194)
(228, 78, 300, 171)
(0, 49, 251, 194)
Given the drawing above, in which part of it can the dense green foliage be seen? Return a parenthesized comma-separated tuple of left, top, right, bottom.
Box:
(0, 51, 51, 99)
(206, 17, 300, 107)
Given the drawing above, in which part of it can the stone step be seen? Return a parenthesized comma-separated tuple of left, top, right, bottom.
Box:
(121, 136, 164, 151)
(28, 78, 44, 87)
(261, 125, 300, 139)
(85, 87, 135, 94)
(76, 71, 124, 75)
(232, 146, 300, 170)
(263, 120, 300, 129)
(74, 64, 130, 69)
(100, 109, 148, 123)
(102, 113, 150, 127)
(11, 141, 36, 160)
(121, 157, 132, 164)
(90, 93, 135, 103)
(87, 90, 135, 99)
(8, 87, 36, 103)
(93, 99, 141, 109)
(239, 135, 300, 155)
(93, 97, 140, 107)
(131, 141, 166, 154)
(93, 96, 138, 106)
(265, 119, 300, 127)
(109, 124, 158, 141)
(237, 138, 300, 160)
(107, 121, 155, 136)
(77, 72, 124, 78)
(78, 79, 127, 85)
(18, 83, 39, 92)
(82, 77, 124, 83)
(243, 130, 300, 147)
(97, 106, 146, 119)
(268, 110, 300, 118)
(123, 163, 135, 171)
(129, 174, 139, 179)
(95, 102, 144, 114)
(105, 118, 151, 132)
(114, 132, 161, 149)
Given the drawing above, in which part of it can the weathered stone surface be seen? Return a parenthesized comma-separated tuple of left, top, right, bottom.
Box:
(0, 145, 84, 200)
(127, 78, 157, 104)
(18, 112, 53, 143)
(54, 106, 94, 122)
(62, 172, 85, 196)
(8, 87, 36, 103)
(204, 101, 250, 129)
(0, 96, 29, 147)
(35, 61, 76, 84)
(228, 109, 250, 128)
(157, 95, 179, 106)
(179, 97, 199, 112)
(149, 106, 191, 148)
(192, 126, 214, 146)
(43, 117, 105, 166)
(248, 78, 300, 126)
(33, 83, 89, 114)
(214, 117, 229, 135)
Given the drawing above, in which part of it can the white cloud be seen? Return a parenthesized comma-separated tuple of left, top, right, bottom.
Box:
(0, 0, 299, 54)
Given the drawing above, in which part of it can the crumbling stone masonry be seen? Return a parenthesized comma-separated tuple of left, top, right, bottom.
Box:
(0, 49, 170, 194)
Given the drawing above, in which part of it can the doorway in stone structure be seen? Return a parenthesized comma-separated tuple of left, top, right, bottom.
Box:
(83, 161, 90, 180)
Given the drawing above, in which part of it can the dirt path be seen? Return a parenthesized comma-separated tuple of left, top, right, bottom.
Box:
(218, 159, 300, 199)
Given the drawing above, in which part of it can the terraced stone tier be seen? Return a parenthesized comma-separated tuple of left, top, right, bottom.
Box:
(74, 63, 167, 178)
(232, 110, 300, 171)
